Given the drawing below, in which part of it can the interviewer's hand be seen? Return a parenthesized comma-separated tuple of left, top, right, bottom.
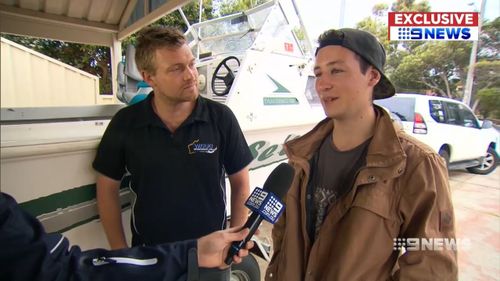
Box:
(197, 226, 254, 268)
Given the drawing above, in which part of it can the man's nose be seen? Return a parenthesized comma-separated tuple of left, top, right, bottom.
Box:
(315, 77, 331, 92)
(184, 67, 197, 81)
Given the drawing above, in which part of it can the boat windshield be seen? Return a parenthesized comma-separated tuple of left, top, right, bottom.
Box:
(187, 2, 302, 59)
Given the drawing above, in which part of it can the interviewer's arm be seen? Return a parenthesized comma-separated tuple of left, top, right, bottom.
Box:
(96, 173, 128, 249)
(0, 193, 253, 281)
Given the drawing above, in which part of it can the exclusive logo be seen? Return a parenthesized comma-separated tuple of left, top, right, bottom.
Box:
(188, 139, 218, 154)
(388, 12, 479, 41)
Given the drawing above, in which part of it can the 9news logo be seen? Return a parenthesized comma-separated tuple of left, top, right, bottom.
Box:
(245, 187, 285, 224)
(388, 12, 479, 41)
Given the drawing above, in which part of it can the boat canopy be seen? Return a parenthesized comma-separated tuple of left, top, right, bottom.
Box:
(0, 0, 192, 46)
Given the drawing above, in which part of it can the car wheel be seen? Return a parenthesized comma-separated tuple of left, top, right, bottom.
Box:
(467, 147, 498, 175)
(439, 148, 450, 170)
(231, 254, 260, 281)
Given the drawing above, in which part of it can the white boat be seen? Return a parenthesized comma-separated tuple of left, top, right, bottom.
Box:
(0, 0, 325, 267)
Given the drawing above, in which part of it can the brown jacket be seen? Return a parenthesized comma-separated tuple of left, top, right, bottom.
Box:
(265, 107, 457, 281)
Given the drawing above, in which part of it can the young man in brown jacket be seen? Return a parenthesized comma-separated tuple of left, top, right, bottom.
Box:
(265, 28, 458, 280)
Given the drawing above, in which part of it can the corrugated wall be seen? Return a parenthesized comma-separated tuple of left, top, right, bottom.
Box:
(1, 37, 116, 107)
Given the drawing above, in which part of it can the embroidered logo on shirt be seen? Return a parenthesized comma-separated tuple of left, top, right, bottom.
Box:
(188, 139, 218, 154)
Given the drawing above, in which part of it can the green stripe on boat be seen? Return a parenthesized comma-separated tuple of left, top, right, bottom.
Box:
(19, 184, 129, 217)
(20, 184, 97, 217)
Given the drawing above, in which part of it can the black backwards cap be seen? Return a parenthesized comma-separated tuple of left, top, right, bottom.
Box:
(315, 28, 395, 100)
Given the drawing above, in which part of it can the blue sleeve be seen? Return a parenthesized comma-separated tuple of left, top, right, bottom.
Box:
(0, 193, 198, 281)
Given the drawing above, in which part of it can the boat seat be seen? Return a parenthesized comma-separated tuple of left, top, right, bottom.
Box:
(117, 45, 152, 104)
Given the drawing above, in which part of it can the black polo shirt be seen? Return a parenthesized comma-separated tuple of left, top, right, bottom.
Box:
(93, 94, 253, 245)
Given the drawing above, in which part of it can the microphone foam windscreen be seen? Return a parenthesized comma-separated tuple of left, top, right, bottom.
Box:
(262, 163, 295, 199)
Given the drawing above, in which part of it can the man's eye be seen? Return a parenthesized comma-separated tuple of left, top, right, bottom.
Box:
(314, 72, 321, 78)
(330, 69, 343, 74)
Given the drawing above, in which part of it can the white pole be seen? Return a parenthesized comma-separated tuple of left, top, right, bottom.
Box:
(339, 0, 346, 27)
(463, 0, 486, 106)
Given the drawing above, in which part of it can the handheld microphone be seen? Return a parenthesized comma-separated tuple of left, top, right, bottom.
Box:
(224, 163, 295, 265)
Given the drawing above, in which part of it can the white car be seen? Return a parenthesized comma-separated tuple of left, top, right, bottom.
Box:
(375, 93, 499, 174)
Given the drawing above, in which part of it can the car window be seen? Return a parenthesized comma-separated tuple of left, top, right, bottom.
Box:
(374, 97, 415, 122)
(429, 100, 446, 123)
(443, 102, 464, 126)
(458, 104, 480, 129)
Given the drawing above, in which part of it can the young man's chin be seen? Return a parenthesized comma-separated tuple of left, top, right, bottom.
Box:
(322, 107, 343, 119)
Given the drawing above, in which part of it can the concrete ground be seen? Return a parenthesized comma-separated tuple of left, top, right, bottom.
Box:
(451, 168, 500, 280)
(253, 168, 500, 281)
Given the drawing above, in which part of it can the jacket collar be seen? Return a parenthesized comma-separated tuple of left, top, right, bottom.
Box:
(285, 105, 407, 172)
(134, 93, 210, 128)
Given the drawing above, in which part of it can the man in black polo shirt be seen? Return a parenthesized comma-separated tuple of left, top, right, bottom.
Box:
(93, 26, 253, 249)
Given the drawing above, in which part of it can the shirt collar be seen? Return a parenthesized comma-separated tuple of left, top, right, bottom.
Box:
(134, 93, 210, 128)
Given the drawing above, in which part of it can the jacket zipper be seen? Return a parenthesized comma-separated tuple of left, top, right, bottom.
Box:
(92, 256, 158, 266)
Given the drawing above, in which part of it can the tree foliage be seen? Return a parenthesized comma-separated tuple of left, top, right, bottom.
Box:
(475, 60, 500, 89)
(469, 18, 500, 115)
(477, 87, 500, 118)
(478, 17, 500, 60)
(391, 42, 470, 97)
(390, 0, 430, 12)
(217, 0, 269, 16)
(473, 60, 500, 118)
(152, 0, 214, 32)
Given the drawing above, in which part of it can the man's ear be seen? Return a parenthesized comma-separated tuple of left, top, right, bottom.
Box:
(367, 67, 381, 87)
(141, 70, 155, 87)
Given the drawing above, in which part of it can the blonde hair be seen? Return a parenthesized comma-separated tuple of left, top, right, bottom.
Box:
(135, 26, 186, 74)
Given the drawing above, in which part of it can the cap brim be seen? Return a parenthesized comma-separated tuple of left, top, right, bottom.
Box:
(374, 74, 395, 100)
